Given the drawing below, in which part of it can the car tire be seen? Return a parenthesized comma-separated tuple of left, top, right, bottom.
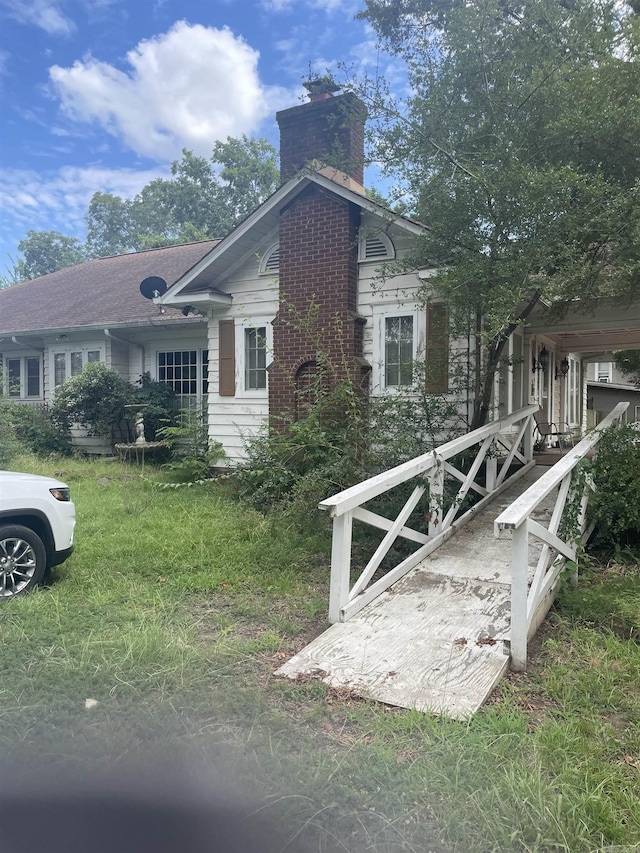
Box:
(0, 524, 47, 599)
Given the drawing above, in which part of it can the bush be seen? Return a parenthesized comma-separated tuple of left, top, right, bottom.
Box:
(589, 423, 640, 546)
(133, 372, 178, 442)
(0, 398, 71, 462)
(51, 362, 135, 438)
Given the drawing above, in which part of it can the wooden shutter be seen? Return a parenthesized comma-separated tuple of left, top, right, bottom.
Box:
(425, 303, 449, 393)
(218, 319, 235, 397)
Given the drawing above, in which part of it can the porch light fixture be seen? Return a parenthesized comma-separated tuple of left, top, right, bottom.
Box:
(555, 357, 570, 379)
(532, 345, 549, 374)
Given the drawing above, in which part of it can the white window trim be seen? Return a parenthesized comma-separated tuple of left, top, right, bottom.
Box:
(594, 362, 613, 383)
(152, 344, 209, 402)
(235, 318, 273, 398)
(49, 345, 105, 391)
(371, 303, 422, 395)
(2, 353, 43, 399)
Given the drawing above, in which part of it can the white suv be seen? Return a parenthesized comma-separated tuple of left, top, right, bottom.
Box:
(0, 471, 76, 598)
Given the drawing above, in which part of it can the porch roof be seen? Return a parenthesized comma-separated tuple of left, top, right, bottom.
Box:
(527, 297, 640, 354)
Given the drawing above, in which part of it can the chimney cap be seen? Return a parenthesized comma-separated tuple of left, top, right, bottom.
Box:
(304, 77, 341, 101)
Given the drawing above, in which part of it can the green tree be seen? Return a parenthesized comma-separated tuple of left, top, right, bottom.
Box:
(614, 351, 640, 387)
(85, 136, 279, 257)
(15, 230, 87, 280)
(85, 192, 133, 258)
(357, 0, 640, 428)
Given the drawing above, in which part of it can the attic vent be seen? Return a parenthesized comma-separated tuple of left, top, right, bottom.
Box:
(359, 232, 395, 262)
(260, 244, 280, 275)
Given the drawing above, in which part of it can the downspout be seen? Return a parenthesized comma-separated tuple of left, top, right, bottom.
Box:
(11, 336, 44, 352)
(104, 329, 145, 376)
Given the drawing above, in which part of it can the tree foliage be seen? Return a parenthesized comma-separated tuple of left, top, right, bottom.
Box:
(14, 230, 87, 280)
(85, 136, 279, 259)
(11, 136, 279, 280)
(357, 0, 640, 427)
(614, 350, 640, 387)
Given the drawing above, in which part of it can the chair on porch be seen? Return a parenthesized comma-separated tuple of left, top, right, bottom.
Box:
(533, 409, 574, 451)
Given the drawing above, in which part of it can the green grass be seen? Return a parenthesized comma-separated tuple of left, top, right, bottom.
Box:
(1, 454, 639, 852)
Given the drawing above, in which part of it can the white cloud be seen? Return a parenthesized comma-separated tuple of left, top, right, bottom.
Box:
(264, 0, 359, 12)
(0, 164, 164, 255)
(48, 21, 297, 161)
(0, 0, 76, 35)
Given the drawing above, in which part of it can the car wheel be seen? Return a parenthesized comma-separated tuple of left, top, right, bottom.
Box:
(0, 525, 47, 599)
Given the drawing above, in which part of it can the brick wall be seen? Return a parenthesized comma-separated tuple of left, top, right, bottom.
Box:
(269, 184, 365, 420)
(276, 92, 366, 184)
(270, 90, 368, 423)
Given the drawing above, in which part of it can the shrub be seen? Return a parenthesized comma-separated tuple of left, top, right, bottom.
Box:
(51, 362, 135, 438)
(589, 423, 640, 546)
(0, 398, 71, 461)
(133, 372, 178, 441)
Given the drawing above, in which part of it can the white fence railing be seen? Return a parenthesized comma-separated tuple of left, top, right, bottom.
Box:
(320, 404, 539, 623)
(494, 402, 629, 671)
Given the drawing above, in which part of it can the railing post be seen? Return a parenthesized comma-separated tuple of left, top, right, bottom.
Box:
(328, 512, 353, 623)
(428, 457, 444, 538)
(486, 439, 497, 492)
(510, 521, 529, 671)
(524, 414, 534, 463)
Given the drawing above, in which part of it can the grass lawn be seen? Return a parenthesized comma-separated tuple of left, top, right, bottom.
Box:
(1, 455, 639, 852)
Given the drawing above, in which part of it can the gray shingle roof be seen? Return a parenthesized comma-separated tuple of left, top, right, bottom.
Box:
(0, 241, 219, 336)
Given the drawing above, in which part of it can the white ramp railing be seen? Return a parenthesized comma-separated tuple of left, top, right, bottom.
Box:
(320, 404, 539, 623)
(494, 402, 629, 671)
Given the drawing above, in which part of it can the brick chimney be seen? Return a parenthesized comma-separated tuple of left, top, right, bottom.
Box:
(276, 81, 367, 184)
(269, 83, 369, 424)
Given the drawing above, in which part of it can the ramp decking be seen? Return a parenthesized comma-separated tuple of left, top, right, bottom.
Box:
(276, 467, 557, 719)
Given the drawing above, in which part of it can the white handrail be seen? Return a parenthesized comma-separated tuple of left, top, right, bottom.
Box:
(495, 401, 629, 671)
(320, 404, 539, 517)
(494, 402, 629, 533)
(321, 404, 539, 623)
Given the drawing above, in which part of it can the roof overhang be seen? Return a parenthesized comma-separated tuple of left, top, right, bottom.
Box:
(527, 297, 640, 355)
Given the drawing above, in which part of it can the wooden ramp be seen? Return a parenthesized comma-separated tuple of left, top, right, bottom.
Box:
(276, 467, 556, 719)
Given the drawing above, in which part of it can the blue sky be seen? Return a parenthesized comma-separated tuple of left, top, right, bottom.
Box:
(0, 0, 401, 273)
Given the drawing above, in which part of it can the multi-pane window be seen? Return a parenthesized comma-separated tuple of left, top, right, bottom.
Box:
(26, 357, 40, 397)
(3, 355, 42, 398)
(7, 358, 21, 397)
(158, 350, 198, 395)
(53, 349, 102, 387)
(245, 327, 267, 390)
(385, 316, 414, 387)
(157, 350, 209, 402)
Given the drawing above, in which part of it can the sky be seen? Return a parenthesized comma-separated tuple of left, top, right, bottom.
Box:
(0, 0, 402, 274)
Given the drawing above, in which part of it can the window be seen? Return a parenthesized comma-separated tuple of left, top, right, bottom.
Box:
(156, 349, 209, 405)
(52, 348, 102, 388)
(2, 354, 42, 399)
(373, 303, 448, 395)
(372, 304, 420, 393)
(7, 358, 20, 397)
(245, 327, 267, 390)
(385, 316, 414, 386)
(26, 357, 40, 397)
(232, 318, 273, 397)
(595, 362, 612, 383)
